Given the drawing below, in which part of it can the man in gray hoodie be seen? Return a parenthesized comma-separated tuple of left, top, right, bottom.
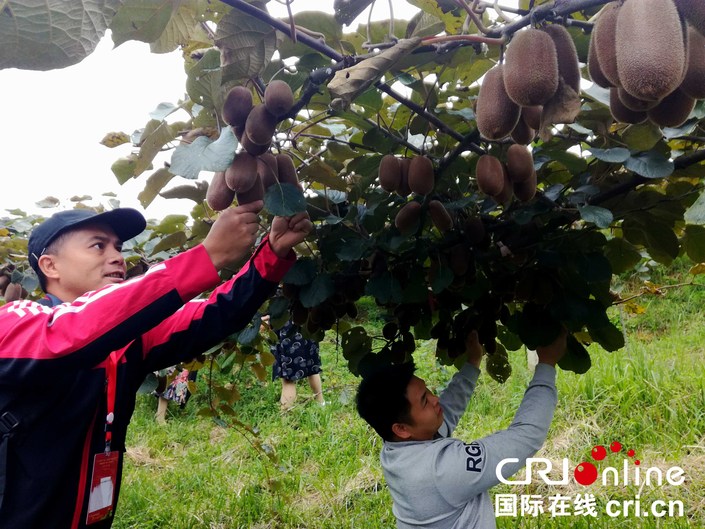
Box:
(356, 329, 566, 529)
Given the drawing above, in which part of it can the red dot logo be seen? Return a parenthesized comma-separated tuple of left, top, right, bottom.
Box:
(591, 445, 607, 461)
(627, 449, 635, 457)
(610, 441, 622, 453)
(574, 462, 598, 486)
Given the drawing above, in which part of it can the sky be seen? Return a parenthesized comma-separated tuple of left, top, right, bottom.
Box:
(0, 2, 420, 221)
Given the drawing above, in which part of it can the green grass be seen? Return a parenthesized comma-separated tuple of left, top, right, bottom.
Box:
(114, 268, 705, 528)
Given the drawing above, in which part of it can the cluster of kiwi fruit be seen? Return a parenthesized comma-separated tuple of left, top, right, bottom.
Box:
(476, 23, 580, 144)
(588, 0, 705, 127)
(207, 80, 300, 211)
(282, 275, 365, 334)
(475, 144, 537, 204)
(0, 273, 26, 302)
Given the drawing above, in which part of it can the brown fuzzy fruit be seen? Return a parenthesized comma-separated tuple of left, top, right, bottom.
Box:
(429, 200, 452, 233)
(493, 164, 514, 205)
(394, 201, 422, 235)
(257, 153, 279, 190)
(542, 25, 581, 93)
(616, 0, 686, 101)
(476, 154, 505, 197)
(378, 155, 401, 192)
(681, 27, 705, 99)
(513, 169, 537, 202)
(591, 2, 621, 87)
(206, 171, 236, 211)
(408, 156, 435, 195)
(276, 153, 300, 189)
(521, 106, 542, 131)
(617, 88, 660, 112)
(504, 29, 559, 106)
(240, 130, 271, 156)
(648, 88, 696, 128)
(506, 144, 534, 184)
(225, 151, 258, 192)
(264, 80, 295, 118)
(244, 104, 278, 146)
(475, 65, 521, 140)
(510, 116, 535, 145)
(222, 86, 253, 128)
(674, 0, 705, 36)
(609, 88, 648, 124)
(3, 283, 22, 302)
(587, 33, 613, 88)
(397, 158, 412, 197)
(236, 174, 265, 207)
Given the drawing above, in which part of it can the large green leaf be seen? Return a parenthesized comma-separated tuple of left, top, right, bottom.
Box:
(0, 0, 122, 70)
(643, 220, 680, 265)
(169, 127, 237, 179)
(263, 183, 307, 216)
(138, 168, 176, 208)
(300, 274, 335, 308)
(134, 120, 180, 177)
(366, 272, 403, 305)
(684, 225, 705, 263)
(603, 237, 642, 274)
(558, 335, 592, 374)
(589, 147, 630, 163)
(149, 4, 211, 54)
(150, 231, 187, 255)
(185, 48, 223, 111)
(110, 0, 176, 47)
(685, 192, 705, 225)
(624, 152, 674, 179)
(283, 258, 317, 285)
(578, 206, 613, 228)
(621, 122, 663, 151)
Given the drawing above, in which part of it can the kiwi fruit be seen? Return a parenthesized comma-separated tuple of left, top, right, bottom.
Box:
(648, 87, 696, 127)
(493, 164, 514, 205)
(225, 151, 258, 192)
(521, 106, 542, 131)
(257, 153, 279, 190)
(542, 24, 581, 93)
(504, 28, 560, 106)
(276, 153, 301, 189)
(617, 88, 660, 111)
(674, 0, 705, 36)
(681, 27, 705, 99)
(240, 131, 271, 156)
(206, 171, 235, 211)
(429, 200, 452, 232)
(476, 154, 505, 196)
(264, 80, 295, 118)
(475, 65, 521, 140)
(236, 174, 265, 207)
(609, 88, 648, 124)
(408, 156, 435, 195)
(3, 283, 22, 302)
(222, 86, 253, 128)
(394, 201, 422, 235)
(506, 144, 534, 184)
(513, 169, 538, 202)
(587, 33, 613, 88)
(510, 117, 535, 145)
(378, 154, 401, 192)
(591, 2, 621, 87)
(616, 0, 687, 101)
(244, 104, 278, 147)
(397, 158, 412, 197)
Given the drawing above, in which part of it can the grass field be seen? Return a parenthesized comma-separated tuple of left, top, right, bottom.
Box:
(114, 261, 705, 528)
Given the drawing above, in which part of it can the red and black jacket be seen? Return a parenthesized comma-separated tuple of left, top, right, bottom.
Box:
(0, 240, 294, 529)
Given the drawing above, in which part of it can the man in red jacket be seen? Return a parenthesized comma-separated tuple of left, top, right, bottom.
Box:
(0, 200, 311, 529)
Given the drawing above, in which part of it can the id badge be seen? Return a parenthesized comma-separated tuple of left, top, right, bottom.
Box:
(86, 451, 119, 524)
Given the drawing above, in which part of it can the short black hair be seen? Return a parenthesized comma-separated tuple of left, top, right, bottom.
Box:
(356, 362, 416, 442)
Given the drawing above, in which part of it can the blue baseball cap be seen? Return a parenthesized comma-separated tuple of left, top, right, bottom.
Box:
(28, 208, 146, 286)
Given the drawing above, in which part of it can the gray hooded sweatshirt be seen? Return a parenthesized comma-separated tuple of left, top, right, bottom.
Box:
(380, 362, 557, 529)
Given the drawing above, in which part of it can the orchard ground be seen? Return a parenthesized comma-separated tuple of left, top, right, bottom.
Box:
(116, 259, 705, 529)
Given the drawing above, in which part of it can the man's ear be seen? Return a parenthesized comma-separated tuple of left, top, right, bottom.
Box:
(391, 422, 412, 440)
(38, 254, 60, 281)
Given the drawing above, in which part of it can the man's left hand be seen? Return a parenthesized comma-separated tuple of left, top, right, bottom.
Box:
(268, 212, 313, 257)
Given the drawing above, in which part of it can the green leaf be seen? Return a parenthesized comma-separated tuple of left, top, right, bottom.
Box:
(431, 264, 454, 294)
(238, 319, 261, 346)
(407, 10, 445, 38)
(150, 4, 211, 54)
(185, 48, 223, 110)
(159, 181, 208, 203)
(588, 147, 630, 163)
(170, 127, 237, 180)
(154, 214, 188, 235)
(684, 225, 705, 262)
(341, 326, 373, 375)
(558, 335, 592, 374)
(588, 321, 624, 352)
(624, 152, 674, 179)
(138, 168, 176, 208)
(300, 274, 335, 308)
(283, 259, 317, 285)
(110, 0, 176, 47)
(112, 155, 139, 185)
(150, 231, 187, 255)
(298, 161, 348, 191)
(578, 206, 613, 228)
(366, 272, 403, 305)
(604, 237, 642, 274)
(621, 122, 663, 151)
(135, 119, 179, 176)
(643, 220, 680, 265)
(217, 9, 278, 84)
(684, 192, 705, 225)
(264, 183, 307, 216)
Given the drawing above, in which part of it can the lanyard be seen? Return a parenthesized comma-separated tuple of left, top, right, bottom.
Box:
(104, 352, 118, 454)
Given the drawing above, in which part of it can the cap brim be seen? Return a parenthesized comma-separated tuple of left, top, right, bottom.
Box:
(70, 208, 146, 243)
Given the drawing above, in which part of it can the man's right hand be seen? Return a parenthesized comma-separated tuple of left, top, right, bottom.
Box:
(202, 201, 263, 270)
(536, 327, 568, 367)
